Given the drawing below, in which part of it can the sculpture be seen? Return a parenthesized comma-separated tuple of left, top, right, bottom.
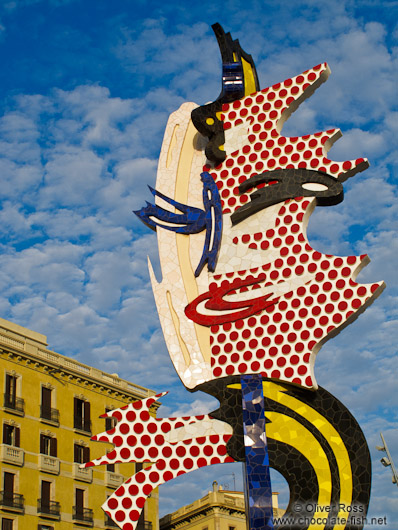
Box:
(85, 24, 384, 530)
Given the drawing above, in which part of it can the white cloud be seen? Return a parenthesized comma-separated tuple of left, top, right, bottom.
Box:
(0, 1, 395, 523)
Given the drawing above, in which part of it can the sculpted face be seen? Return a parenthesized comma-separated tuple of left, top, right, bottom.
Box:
(137, 64, 384, 391)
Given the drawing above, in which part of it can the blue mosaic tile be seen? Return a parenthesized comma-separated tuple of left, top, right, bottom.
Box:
(241, 374, 274, 530)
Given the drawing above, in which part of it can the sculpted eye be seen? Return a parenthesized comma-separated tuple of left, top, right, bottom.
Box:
(231, 168, 344, 225)
(302, 182, 328, 191)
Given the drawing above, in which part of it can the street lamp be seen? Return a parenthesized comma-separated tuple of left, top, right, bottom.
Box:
(376, 433, 398, 486)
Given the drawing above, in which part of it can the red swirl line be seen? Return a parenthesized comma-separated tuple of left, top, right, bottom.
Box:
(185, 276, 279, 326)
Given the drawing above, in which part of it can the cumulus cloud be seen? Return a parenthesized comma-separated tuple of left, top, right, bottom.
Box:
(0, 0, 395, 524)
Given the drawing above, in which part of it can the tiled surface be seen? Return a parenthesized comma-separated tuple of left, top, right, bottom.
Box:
(87, 378, 371, 529)
(101, 23, 381, 530)
(135, 171, 222, 277)
(86, 393, 234, 530)
(241, 375, 274, 530)
(140, 65, 384, 390)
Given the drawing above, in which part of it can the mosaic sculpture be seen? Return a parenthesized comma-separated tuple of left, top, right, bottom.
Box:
(85, 24, 385, 530)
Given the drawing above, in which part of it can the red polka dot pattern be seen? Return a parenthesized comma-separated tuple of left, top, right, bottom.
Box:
(203, 64, 368, 215)
(184, 63, 384, 389)
(88, 394, 234, 530)
(204, 196, 384, 387)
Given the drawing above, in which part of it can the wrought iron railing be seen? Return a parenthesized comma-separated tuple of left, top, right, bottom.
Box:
(37, 499, 61, 516)
(107, 517, 151, 530)
(40, 406, 60, 423)
(73, 506, 94, 523)
(0, 491, 24, 510)
(137, 520, 153, 530)
(3, 393, 25, 413)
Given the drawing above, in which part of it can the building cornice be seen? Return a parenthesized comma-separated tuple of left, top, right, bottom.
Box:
(0, 318, 159, 407)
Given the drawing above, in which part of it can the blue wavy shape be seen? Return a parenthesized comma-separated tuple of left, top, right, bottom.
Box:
(135, 172, 222, 277)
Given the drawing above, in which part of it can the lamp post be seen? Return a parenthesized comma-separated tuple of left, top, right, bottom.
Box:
(376, 433, 398, 486)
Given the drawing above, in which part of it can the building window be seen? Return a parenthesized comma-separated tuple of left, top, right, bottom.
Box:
(1, 519, 13, 530)
(73, 488, 93, 523)
(2, 424, 20, 447)
(74, 443, 90, 464)
(37, 480, 60, 517)
(40, 434, 57, 457)
(105, 408, 116, 471)
(3, 472, 14, 502)
(5, 375, 16, 405)
(74, 398, 91, 433)
(75, 488, 84, 513)
(3, 374, 24, 413)
(105, 408, 117, 431)
(1, 472, 23, 510)
(40, 387, 59, 423)
(40, 480, 51, 511)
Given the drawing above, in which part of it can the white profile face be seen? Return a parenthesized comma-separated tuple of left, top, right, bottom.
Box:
(141, 64, 384, 391)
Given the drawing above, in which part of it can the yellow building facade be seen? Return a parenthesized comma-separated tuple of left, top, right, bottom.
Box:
(159, 482, 283, 530)
(0, 317, 159, 530)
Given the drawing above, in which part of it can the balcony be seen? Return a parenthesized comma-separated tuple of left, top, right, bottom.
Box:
(3, 394, 24, 416)
(37, 499, 61, 519)
(74, 416, 91, 435)
(40, 406, 60, 426)
(39, 454, 60, 475)
(0, 444, 24, 466)
(0, 491, 24, 513)
(105, 471, 124, 488)
(73, 506, 93, 526)
(137, 522, 153, 530)
(73, 463, 93, 483)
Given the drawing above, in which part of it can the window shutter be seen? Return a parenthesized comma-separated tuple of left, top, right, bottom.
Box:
(74, 397, 78, 420)
(84, 446, 90, 463)
(41, 481, 51, 506)
(42, 387, 51, 412)
(2, 518, 13, 530)
(40, 434, 45, 454)
(15, 427, 20, 448)
(75, 488, 84, 510)
(50, 437, 57, 457)
(2, 423, 7, 444)
(4, 472, 14, 497)
(74, 443, 78, 463)
(84, 401, 90, 431)
(5, 374, 11, 395)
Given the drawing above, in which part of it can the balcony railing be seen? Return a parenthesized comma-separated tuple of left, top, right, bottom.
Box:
(0, 491, 24, 511)
(3, 394, 25, 414)
(40, 406, 60, 424)
(105, 470, 124, 488)
(73, 506, 94, 524)
(0, 444, 24, 466)
(39, 454, 60, 475)
(105, 516, 152, 530)
(74, 416, 91, 434)
(137, 522, 153, 530)
(37, 499, 61, 517)
(73, 463, 93, 483)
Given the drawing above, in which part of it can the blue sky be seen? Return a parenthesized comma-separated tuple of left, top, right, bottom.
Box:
(0, 0, 396, 525)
